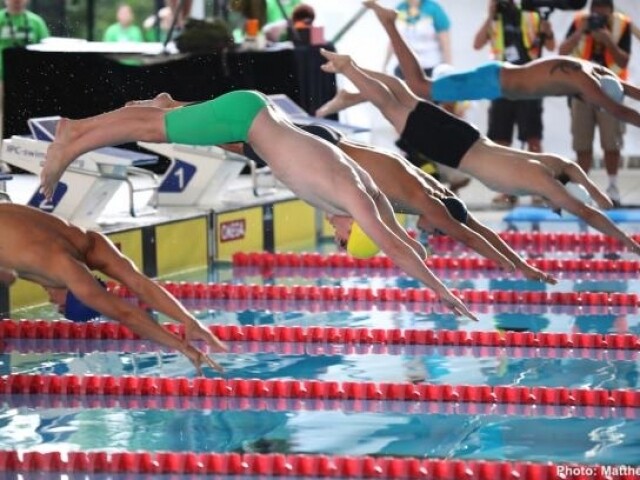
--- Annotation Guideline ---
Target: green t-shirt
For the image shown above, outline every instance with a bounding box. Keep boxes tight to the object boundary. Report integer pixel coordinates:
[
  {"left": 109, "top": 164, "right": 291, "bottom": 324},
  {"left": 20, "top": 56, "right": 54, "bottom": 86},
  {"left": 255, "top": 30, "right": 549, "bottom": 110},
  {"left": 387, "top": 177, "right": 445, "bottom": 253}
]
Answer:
[
  {"left": 103, "top": 23, "right": 144, "bottom": 43},
  {"left": 0, "top": 9, "right": 49, "bottom": 79}
]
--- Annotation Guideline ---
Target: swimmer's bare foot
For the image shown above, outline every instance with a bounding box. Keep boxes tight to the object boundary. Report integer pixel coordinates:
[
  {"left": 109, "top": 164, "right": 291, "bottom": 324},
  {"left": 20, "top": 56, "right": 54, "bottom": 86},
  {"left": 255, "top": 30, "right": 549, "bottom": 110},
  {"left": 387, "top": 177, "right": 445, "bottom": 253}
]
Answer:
[
  {"left": 363, "top": 1, "right": 397, "bottom": 25},
  {"left": 41, "top": 118, "right": 75, "bottom": 200},
  {"left": 319, "top": 49, "right": 354, "bottom": 74},
  {"left": 315, "top": 89, "right": 363, "bottom": 117},
  {"left": 125, "top": 92, "right": 177, "bottom": 108}
]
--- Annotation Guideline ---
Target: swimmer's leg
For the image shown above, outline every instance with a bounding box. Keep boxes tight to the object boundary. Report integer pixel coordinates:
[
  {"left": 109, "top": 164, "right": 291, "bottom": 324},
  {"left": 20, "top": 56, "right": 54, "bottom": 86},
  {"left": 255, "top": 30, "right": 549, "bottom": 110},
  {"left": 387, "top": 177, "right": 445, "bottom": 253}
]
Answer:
[
  {"left": 316, "top": 89, "right": 366, "bottom": 117},
  {"left": 365, "top": 1, "right": 432, "bottom": 99},
  {"left": 41, "top": 106, "right": 167, "bottom": 199},
  {"left": 320, "top": 49, "right": 417, "bottom": 134}
]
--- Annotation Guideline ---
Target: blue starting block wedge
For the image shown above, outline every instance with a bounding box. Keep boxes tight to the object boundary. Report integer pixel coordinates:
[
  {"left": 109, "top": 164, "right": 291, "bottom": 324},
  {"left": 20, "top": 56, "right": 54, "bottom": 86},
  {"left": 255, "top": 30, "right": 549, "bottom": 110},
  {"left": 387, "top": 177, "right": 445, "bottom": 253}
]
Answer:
[{"left": 504, "top": 206, "right": 640, "bottom": 223}]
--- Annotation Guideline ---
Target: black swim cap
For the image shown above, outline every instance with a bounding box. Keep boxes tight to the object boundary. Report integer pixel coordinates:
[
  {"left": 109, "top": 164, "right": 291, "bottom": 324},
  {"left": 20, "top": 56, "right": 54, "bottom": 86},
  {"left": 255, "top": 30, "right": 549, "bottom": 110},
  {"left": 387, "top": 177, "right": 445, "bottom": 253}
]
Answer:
[
  {"left": 442, "top": 196, "right": 468, "bottom": 224},
  {"left": 298, "top": 123, "right": 343, "bottom": 145}
]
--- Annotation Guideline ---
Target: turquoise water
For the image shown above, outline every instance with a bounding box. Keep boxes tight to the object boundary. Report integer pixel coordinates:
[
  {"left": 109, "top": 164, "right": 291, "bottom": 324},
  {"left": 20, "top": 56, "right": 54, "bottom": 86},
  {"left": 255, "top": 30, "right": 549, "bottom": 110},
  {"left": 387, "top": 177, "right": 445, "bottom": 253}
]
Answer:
[{"left": 2, "top": 237, "right": 640, "bottom": 467}]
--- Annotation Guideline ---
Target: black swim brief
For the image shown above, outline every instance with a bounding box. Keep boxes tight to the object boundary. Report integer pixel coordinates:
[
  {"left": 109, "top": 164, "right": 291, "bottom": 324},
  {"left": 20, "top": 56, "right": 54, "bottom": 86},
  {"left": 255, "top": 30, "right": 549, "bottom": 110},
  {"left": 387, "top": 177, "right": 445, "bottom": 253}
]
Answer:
[{"left": 398, "top": 101, "right": 481, "bottom": 169}]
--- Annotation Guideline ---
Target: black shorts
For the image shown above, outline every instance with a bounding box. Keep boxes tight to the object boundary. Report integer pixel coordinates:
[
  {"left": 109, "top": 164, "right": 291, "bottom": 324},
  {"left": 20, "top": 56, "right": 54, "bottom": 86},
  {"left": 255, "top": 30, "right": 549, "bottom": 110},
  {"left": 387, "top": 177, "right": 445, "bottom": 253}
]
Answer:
[
  {"left": 398, "top": 101, "right": 481, "bottom": 169},
  {"left": 487, "top": 98, "right": 543, "bottom": 144}
]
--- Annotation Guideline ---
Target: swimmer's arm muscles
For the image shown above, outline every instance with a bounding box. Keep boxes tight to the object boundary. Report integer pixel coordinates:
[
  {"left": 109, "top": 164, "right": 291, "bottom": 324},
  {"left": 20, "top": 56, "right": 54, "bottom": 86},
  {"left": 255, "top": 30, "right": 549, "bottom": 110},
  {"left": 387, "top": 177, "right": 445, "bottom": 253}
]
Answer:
[
  {"left": 427, "top": 204, "right": 515, "bottom": 271},
  {"left": 562, "top": 161, "right": 613, "bottom": 209},
  {"left": 542, "top": 185, "right": 640, "bottom": 254},
  {"left": 465, "top": 215, "right": 556, "bottom": 283},
  {"left": 56, "top": 254, "right": 190, "bottom": 352},
  {"left": 86, "top": 232, "right": 200, "bottom": 328},
  {"left": 350, "top": 193, "right": 450, "bottom": 295},
  {"left": 621, "top": 81, "right": 640, "bottom": 102}
]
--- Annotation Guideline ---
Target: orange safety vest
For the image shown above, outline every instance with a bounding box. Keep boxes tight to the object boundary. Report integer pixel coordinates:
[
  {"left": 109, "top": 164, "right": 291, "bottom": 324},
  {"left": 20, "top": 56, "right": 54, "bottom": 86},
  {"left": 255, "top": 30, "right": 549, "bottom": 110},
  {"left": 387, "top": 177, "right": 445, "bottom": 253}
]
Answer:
[
  {"left": 490, "top": 11, "right": 541, "bottom": 61},
  {"left": 571, "top": 11, "right": 630, "bottom": 80}
]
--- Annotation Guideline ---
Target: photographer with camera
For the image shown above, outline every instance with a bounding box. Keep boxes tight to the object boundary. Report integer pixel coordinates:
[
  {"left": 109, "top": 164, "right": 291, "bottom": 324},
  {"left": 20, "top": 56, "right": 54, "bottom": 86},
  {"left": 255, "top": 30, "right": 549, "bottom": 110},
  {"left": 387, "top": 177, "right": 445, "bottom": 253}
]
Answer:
[
  {"left": 559, "top": 0, "right": 631, "bottom": 205},
  {"left": 473, "top": 0, "right": 556, "bottom": 208}
]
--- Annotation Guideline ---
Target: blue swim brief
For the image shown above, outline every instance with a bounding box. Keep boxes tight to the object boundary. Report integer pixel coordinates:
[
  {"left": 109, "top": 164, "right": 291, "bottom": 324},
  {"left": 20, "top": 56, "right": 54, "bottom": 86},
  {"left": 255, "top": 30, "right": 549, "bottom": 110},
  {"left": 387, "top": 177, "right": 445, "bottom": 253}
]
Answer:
[{"left": 431, "top": 61, "right": 503, "bottom": 102}]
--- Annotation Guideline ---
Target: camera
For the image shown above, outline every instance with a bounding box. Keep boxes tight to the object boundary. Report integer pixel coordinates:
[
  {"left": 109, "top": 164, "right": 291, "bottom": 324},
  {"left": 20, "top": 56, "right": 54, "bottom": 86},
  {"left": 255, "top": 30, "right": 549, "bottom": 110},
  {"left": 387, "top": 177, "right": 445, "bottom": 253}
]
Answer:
[
  {"left": 496, "top": 0, "right": 515, "bottom": 14},
  {"left": 586, "top": 13, "right": 607, "bottom": 32},
  {"left": 520, "top": 0, "right": 587, "bottom": 11}
]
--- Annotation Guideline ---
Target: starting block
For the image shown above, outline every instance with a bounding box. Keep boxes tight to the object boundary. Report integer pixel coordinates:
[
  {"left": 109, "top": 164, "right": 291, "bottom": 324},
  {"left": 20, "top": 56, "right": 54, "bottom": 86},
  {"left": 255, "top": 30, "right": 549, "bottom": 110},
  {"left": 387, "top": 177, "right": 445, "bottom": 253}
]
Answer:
[
  {"left": 0, "top": 116, "right": 160, "bottom": 227},
  {"left": 138, "top": 142, "right": 272, "bottom": 206}
]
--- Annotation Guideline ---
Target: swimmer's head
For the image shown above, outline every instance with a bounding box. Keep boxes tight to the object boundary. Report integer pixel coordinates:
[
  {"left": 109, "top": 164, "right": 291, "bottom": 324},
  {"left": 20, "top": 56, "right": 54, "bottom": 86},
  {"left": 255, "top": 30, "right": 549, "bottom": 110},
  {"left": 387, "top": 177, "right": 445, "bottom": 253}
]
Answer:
[
  {"left": 599, "top": 76, "right": 625, "bottom": 103},
  {"left": 550, "top": 179, "right": 593, "bottom": 215},
  {"left": 441, "top": 196, "right": 468, "bottom": 224},
  {"left": 346, "top": 221, "right": 380, "bottom": 259},
  {"left": 421, "top": 196, "right": 469, "bottom": 235},
  {"left": 326, "top": 215, "right": 380, "bottom": 259},
  {"left": 431, "top": 63, "right": 456, "bottom": 80},
  {"left": 45, "top": 278, "right": 106, "bottom": 322}
]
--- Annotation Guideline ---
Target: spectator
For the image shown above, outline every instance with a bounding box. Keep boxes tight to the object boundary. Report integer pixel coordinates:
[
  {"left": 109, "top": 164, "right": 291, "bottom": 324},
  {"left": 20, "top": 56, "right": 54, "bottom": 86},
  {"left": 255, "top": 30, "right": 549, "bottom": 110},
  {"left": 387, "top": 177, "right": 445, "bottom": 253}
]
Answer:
[
  {"left": 559, "top": 0, "right": 632, "bottom": 206},
  {"left": 0, "top": 0, "right": 48, "bottom": 171},
  {"left": 103, "top": 4, "right": 144, "bottom": 43},
  {"left": 473, "top": 0, "right": 555, "bottom": 207},
  {"left": 143, "top": 0, "right": 193, "bottom": 42},
  {"left": 262, "top": 0, "right": 302, "bottom": 42},
  {"left": 383, "top": 0, "right": 451, "bottom": 78}
]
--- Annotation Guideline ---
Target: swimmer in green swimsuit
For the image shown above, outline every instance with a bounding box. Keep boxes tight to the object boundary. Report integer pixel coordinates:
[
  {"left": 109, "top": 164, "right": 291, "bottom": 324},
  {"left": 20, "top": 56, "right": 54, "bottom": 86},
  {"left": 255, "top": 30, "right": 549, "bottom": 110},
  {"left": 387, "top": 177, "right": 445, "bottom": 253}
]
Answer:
[
  {"left": 316, "top": 2, "right": 640, "bottom": 127},
  {"left": 41, "top": 89, "right": 478, "bottom": 321}
]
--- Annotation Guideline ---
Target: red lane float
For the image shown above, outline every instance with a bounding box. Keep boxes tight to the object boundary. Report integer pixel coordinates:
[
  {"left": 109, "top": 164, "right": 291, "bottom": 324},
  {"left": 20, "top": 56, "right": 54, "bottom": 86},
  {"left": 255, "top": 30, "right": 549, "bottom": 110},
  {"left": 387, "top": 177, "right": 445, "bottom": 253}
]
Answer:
[
  {"left": 5, "top": 391, "right": 636, "bottom": 420},
  {"left": 0, "top": 449, "right": 623, "bottom": 479},
  {"left": 231, "top": 251, "right": 640, "bottom": 273},
  {"left": 3, "top": 336, "right": 638, "bottom": 361},
  {"left": 2, "top": 374, "right": 638, "bottom": 408},
  {"left": 2, "top": 320, "right": 638, "bottom": 351},
  {"left": 432, "top": 230, "right": 640, "bottom": 252},
  {"left": 107, "top": 281, "right": 640, "bottom": 308}
]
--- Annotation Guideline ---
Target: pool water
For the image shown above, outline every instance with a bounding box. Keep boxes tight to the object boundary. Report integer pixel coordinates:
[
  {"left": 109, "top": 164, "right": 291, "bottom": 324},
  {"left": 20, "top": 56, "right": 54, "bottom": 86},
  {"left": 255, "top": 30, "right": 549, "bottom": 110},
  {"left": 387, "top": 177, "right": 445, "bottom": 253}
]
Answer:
[{"left": 2, "top": 233, "right": 640, "bottom": 469}]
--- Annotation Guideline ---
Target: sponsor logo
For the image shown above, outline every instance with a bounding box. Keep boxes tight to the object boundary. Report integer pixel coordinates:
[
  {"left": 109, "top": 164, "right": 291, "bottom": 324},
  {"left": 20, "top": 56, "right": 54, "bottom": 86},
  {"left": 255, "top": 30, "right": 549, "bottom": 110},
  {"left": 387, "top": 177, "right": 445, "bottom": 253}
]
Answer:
[{"left": 220, "top": 219, "right": 246, "bottom": 242}]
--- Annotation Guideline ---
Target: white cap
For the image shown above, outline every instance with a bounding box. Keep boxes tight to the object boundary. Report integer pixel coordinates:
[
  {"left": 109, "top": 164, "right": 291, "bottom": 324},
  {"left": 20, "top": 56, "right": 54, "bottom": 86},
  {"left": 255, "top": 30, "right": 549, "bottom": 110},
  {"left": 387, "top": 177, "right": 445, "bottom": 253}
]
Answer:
[
  {"left": 565, "top": 182, "right": 592, "bottom": 204},
  {"left": 599, "top": 76, "right": 624, "bottom": 103},
  {"left": 432, "top": 63, "right": 455, "bottom": 80}
]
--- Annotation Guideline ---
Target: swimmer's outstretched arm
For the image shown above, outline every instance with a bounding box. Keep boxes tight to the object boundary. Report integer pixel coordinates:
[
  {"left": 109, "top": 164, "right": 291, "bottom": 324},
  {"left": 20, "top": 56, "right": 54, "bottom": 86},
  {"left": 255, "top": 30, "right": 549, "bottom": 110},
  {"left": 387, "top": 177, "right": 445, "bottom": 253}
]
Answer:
[
  {"left": 320, "top": 49, "right": 416, "bottom": 135},
  {"left": 621, "top": 80, "right": 640, "bottom": 102},
  {"left": 558, "top": 160, "right": 613, "bottom": 210},
  {"left": 580, "top": 78, "right": 640, "bottom": 128},
  {"left": 86, "top": 231, "right": 228, "bottom": 355},
  {"left": 540, "top": 183, "right": 640, "bottom": 255},
  {"left": 464, "top": 215, "right": 557, "bottom": 284},
  {"left": 53, "top": 255, "right": 222, "bottom": 373},
  {"left": 351, "top": 190, "right": 478, "bottom": 321}
]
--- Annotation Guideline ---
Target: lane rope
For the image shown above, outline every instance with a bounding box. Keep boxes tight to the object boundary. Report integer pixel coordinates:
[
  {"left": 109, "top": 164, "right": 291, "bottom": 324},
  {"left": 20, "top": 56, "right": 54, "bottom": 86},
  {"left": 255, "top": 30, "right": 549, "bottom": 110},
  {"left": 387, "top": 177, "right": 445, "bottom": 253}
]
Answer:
[
  {"left": 231, "top": 251, "right": 640, "bottom": 273},
  {"left": 109, "top": 281, "right": 640, "bottom": 307},
  {"left": 0, "top": 449, "right": 619, "bottom": 478},
  {"left": 2, "top": 320, "right": 638, "bottom": 351},
  {"left": 2, "top": 374, "right": 638, "bottom": 408}
]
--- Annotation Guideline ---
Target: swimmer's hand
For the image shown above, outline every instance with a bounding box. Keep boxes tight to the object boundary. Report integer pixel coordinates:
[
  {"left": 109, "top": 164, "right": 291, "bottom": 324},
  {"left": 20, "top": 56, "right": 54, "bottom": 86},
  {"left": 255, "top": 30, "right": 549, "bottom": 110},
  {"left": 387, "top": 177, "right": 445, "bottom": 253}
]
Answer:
[
  {"left": 438, "top": 288, "right": 478, "bottom": 321},
  {"left": 521, "top": 263, "right": 558, "bottom": 284},
  {"left": 185, "top": 318, "right": 228, "bottom": 354},
  {"left": 184, "top": 343, "right": 224, "bottom": 375}
]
